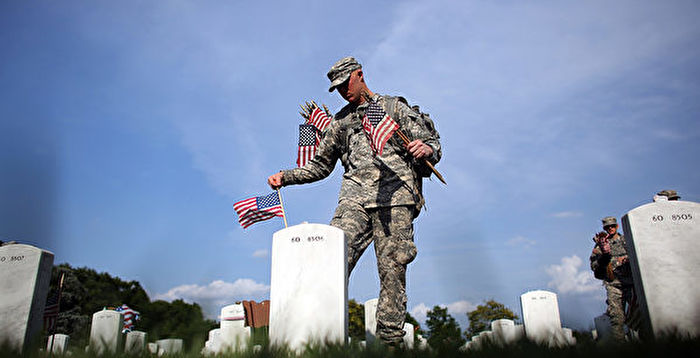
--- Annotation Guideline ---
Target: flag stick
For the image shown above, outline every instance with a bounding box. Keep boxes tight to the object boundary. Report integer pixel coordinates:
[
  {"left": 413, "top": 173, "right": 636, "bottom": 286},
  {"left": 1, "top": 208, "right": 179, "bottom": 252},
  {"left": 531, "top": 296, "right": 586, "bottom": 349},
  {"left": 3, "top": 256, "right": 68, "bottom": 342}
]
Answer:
[
  {"left": 48, "top": 273, "right": 65, "bottom": 357},
  {"left": 276, "top": 189, "right": 288, "bottom": 228}
]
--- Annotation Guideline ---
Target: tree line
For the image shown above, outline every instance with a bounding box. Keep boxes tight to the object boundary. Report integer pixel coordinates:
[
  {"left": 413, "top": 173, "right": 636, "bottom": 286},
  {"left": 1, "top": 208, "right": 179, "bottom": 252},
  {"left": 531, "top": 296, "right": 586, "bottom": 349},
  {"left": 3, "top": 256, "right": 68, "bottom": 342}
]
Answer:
[{"left": 48, "top": 263, "right": 519, "bottom": 352}]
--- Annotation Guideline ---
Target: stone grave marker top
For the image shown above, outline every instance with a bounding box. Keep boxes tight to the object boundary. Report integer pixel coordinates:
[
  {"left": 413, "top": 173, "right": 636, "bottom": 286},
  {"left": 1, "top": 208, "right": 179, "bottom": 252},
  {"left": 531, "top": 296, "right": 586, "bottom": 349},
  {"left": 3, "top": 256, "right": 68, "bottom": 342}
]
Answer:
[
  {"left": 0, "top": 244, "right": 54, "bottom": 352},
  {"left": 520, "top": 290, "right": 562, "bottom": 343},
  {"left": 269, "top": 223, "right": 347, "bottom": 351},
  {"left": 622, "top": 199, "right": 700, "bottom": 338},
  {"left": 89, "top": 309, "right": 124, "bottom": 354}
]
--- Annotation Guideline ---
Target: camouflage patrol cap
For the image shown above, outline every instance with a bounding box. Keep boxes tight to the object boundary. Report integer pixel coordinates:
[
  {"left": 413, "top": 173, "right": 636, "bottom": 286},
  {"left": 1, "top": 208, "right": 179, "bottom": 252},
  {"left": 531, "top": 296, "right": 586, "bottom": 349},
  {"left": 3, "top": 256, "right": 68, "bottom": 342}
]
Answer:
[
  {"left": 601, "top": 216, "right": 617, "bottom": 227},
  {"left": 657, "top": 189, "right": 680, "bottom": 200},
  {"left": 327, "top": 56, "right": 362, "bottom": 92}
]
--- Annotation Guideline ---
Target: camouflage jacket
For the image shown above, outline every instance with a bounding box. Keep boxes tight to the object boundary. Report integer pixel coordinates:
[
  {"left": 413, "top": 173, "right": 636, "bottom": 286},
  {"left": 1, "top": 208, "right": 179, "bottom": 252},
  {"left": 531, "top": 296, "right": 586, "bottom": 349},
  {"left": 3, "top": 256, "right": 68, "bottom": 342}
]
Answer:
[
  {"left": 589, "top": 233, "right": 633, "bottom": 286},
  {"left": 282, "top": 93, "right": 441, "bottom": 210}
]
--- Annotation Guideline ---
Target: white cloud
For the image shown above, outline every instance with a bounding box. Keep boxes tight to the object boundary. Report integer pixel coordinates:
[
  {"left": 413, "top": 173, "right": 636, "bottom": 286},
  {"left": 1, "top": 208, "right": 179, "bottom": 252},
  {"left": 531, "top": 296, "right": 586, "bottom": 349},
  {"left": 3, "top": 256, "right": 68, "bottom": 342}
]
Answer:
[
  {"left": 410, "top": 300, "right": 476, "bottom": 328},
  {"left": 252, "top": 249, "right": 269, "bottom": 258},
  {"left": 410, "top": 303, "right": 431, "bottom": 325},
  {"left": 551, "top": 211, "right": 583, "bottom": 218},
  {"left": 154, "top": 279, "right": 270, "bottom": 319},
  {"left": 446, "top": 300, "right": 477, "bottom": 316},
  {"left": 545, "top": 255, "right": 601, "bottom": 295},
  {"left": 507, "top": 236, "right": 536, "bottom": 248}
]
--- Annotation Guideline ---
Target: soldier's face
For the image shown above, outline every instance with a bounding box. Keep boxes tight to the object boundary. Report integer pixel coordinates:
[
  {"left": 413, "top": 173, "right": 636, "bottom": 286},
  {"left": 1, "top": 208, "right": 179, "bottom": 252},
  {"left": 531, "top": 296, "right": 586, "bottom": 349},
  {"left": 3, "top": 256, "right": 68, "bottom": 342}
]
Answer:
[
  {"left": 337, "top": 70, "right": 364, "bottom": 104},
  {"left": 605, "top": 225, "right": 618, "bottom": 235}
]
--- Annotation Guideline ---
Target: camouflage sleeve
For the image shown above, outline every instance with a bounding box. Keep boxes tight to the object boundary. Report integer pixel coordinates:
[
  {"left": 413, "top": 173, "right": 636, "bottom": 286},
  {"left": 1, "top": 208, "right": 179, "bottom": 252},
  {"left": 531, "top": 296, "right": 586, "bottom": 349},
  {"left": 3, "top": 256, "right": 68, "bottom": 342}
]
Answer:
[
  {"left": 590, "top": 245, "right": 611, "bottom": 278},
  {"left": 590, "top": 246, "right": 603, "bottom": 272},
  {"left": 281, "top": 120, "right": 342, "bottom": 185},
  {"left": 393, "top": 100, "right": 442, "bottom": 165}
]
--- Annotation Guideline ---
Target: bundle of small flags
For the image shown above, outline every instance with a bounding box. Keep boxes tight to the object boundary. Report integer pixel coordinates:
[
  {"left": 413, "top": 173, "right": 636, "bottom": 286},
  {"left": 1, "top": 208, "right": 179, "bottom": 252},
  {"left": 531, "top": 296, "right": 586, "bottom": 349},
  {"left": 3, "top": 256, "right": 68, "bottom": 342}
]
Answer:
[
  {"left": 297, "top": 101, "right": 332, "bottom": 167},
  {"left": 233, "top": 192, "right": 285, "bottom": 229},
  {"left": 114, "top": 304, "right": 140, "bottom": 333}
]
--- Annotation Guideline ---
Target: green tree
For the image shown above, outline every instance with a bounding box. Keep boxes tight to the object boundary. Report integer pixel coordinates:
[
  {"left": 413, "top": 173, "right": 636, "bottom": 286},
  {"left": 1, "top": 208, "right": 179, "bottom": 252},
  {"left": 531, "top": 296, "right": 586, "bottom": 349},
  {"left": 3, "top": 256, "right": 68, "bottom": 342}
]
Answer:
[
  {"left": 348, "top": 299, "right": 365, "bottom": 341},
  {"left": 425, "top": 306, "right": 465, "bottom": 351},
  {"left": 465, "top": 299, "right": 519, "bottom": 338}
]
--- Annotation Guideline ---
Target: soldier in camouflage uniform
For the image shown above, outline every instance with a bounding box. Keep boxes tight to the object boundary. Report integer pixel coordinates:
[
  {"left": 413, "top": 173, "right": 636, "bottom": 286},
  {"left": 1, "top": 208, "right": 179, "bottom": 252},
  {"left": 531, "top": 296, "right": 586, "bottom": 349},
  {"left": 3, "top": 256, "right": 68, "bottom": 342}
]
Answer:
[
  {"left": 268, "top": 57, "right": 441, "bottom": 345},
  {"left": 590, "top": 216, "right": 633, "bottom": 342}
]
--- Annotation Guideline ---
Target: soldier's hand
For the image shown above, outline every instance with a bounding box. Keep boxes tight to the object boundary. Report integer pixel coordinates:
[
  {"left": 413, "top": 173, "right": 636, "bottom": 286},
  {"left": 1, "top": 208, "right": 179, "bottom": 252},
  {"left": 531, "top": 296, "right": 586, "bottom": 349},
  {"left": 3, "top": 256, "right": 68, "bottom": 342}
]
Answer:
[
  {"left": 406, "top": 139, "right": 433, "bottom": 159},
  {"left": 267, "top": 172, "right": 284, "bottom": 190}
]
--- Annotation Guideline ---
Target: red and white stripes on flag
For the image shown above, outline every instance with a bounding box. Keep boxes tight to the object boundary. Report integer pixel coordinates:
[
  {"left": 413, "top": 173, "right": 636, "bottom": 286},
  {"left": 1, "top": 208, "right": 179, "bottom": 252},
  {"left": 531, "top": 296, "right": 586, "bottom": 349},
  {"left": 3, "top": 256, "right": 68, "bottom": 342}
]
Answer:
[
  {"left": 308, "top": 106, "right": 332, "bottom": 132},
  {"left": 115, "top": 304, "right": 140, "bottom": 333},
  {"left": 362, "top": 101, "right": 399, "bottom": 156},
  {"left": 297, "top": 124, "right": 317, "bottom": 167},
  {"left": 233, "top": 192, "right": 284, "bottom": 229}
]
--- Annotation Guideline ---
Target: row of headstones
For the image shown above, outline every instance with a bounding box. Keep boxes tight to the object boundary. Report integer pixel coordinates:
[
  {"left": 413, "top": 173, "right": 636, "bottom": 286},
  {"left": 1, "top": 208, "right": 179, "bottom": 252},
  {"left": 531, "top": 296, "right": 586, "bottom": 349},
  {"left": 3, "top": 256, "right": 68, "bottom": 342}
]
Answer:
[
  {"left": 3, "top": 195, "right": 697, "bottom": 353},
  {"left": 45, "top": 331, "right": 183, "bottom": 356},
  {"left": 88, "top": 309, "right": 184, "bottom": 355},
  {"left": 463, "top": 290, "right": 576, "bottom": 350}
]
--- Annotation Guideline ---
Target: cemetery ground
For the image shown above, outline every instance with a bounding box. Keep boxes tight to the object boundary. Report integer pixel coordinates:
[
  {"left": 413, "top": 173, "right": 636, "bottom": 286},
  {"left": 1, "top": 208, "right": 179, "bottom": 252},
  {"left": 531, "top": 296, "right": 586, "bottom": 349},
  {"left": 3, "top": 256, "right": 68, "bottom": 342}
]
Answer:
[{"left": 2, "top": 335, "right": 700, "bottom": 358}]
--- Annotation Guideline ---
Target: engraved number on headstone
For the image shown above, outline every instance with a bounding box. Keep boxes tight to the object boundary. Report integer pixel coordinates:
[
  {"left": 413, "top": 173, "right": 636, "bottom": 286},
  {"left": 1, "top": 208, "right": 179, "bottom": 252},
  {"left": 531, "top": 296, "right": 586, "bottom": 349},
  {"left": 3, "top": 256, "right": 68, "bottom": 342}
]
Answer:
[
  {"left": 651, "top": 215, "right": 664, "bottom": 222},
  {"left": 0, "top": 255, "right": 25, "bottom": 262},
  {"left": 291, "top": 237, "right": 301, "bottom": 243},
  {"left": 671, "top": 214, "right": 692, "bottom": 221},
  {"left": 307, "top": 236, "right": 324, "bottom": 242}
]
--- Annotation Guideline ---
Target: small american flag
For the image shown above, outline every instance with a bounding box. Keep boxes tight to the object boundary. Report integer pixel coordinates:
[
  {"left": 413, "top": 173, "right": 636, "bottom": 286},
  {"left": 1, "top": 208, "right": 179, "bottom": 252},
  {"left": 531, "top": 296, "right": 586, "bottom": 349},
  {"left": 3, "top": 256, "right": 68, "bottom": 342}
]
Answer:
[
  {"left": 43, "top": 291, "right": 60, "bottom": 331},
  {"left": 297, "top": 124, "right": 317, "bottom": 167},
  {"left": 233, "top": 192, "right": 285, "bottom": 229},
  {"left": 362, "top": 101, "right": 399, "bottom": 155},
  {"left": 115, "top": 304, "right": 140, "bottom": 333},
  {"left": 308, "top": 106, "right": 332, "bottom": 132}
]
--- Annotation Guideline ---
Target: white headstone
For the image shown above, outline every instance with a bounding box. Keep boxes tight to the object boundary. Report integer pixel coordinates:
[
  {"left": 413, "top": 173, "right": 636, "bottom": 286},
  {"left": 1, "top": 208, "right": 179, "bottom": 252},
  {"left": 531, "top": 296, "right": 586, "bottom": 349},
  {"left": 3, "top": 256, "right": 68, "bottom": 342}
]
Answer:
[
  {"left": 147, "top": 342, "right": 158, "bottom": 354},
  {"left": 491, "top": 319, "right": 516, "bottom": 345},
  {"left": 594, "top": 314, "right": 612, "bottom": 341},
  {"left": 89, "top": 309, "right": 124, "bottom": 354},
  {"left": 124, "top": 331, "right": 147, "bottom": 354},
  {"left": 621, "top": 199, "right": 700, "bottom": 338},
  {"left": 402, "top": 322, "right": 414, "bottom": 349},
  {"left": 155, "top": 339, "right": 183, "bottom": 355},
  {"left": 562, "top": 327, "right": 576, "bottom": 345},
  {"left": 0, "top": 244, "right": 54, "bottom": 352},
  {"left": 206, "top": 328, "right": 222, "bottom": 354},
  {"left": 364, "top": 298, "right": 378, "bottom": 344},
  {"left": 520, "top": 290, "right": 562, "bottom": 344},
  {"left": 416, "top": 334, "right": 428, "bottom": 350},
  {"left": 269, "top": 223, "right": 347, "bottom": 351},
  {"left": 219, "top": 304, "right": 249, "bottom": 352},
  {"left": 46, "top": 334, "right": 69, "bottom": 354}
]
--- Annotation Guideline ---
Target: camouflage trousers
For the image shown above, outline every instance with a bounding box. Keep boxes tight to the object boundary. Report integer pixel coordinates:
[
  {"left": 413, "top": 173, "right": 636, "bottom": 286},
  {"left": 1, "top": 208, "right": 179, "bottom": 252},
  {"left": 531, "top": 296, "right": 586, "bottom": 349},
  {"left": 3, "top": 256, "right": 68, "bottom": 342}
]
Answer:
[
  {"left": 605, "top": 282, "right": 633, "bottom": 341},
  {"left": 330, "top": 200, "right": 418, "bottom": 344}
]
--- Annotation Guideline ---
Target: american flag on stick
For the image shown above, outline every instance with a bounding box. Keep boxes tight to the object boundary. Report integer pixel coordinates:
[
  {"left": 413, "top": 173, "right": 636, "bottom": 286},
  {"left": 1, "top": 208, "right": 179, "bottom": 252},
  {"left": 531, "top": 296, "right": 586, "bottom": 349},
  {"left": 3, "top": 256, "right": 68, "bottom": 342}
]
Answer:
[
  {"left": 115, "top": 304, "right": 140, "bottom": 333},
  {"left": 362, "top": 101, "right": 399, "bottom": 156},
  {"left": 297, "top": 124, "right": 317, "bottom": 167},
  {"left": 233, "top": 192, "right": 285, "bottom": 229},
  {"left": 308, "top": 106, "right": 332, "bottom": 132},
  {"left": 43, "top": 273, "right": 65, "bottom": 332},
  {"left": 43, "top": 292, "right": 60, "bottom": 331}
]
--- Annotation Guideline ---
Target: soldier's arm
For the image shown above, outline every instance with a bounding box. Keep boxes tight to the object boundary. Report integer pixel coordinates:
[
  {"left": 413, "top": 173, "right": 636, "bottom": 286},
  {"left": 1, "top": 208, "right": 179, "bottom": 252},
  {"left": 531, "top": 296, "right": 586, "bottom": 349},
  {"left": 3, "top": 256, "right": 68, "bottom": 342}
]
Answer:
[
  {"left": 393, "top": 101, "right": 441, "bottom": 164},
  {"left": 279, "top": 120, "right": 342, "bottom": 186}
]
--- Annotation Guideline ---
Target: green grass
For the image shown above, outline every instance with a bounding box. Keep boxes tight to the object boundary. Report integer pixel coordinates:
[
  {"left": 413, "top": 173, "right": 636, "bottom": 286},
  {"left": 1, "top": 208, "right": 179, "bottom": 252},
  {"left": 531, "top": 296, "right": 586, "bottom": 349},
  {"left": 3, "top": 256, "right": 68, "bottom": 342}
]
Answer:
[{"left": 2, "top": 336, "right": 699, "bottom": 358}]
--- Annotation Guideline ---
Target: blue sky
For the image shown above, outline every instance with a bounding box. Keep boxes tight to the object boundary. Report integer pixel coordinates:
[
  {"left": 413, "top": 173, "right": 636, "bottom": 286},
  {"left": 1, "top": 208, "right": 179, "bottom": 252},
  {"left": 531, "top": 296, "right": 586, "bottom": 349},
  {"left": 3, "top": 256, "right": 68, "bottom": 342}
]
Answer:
[{"left": 2, "top": 1, "right": 699, "bottom": 331}]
